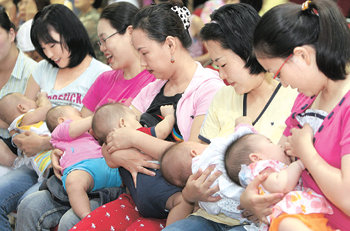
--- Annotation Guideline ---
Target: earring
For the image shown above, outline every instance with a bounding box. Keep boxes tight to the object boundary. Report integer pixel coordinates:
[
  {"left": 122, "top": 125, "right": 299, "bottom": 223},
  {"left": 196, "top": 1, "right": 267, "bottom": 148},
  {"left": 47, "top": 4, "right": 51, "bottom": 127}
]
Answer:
[{"left": 170, "top": 57, "right": 175, "bottom": 63}]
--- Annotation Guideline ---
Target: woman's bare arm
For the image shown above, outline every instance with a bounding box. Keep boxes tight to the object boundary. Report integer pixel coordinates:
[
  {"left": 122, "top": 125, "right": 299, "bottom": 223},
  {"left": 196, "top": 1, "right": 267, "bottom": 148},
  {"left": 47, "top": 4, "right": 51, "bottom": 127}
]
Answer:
[
  {"left": 106, "top": 128, "right": 174, "bottom": 160},
  {"left": 80, "top": 106, "right": 94, "bottom": 118},
  {"left": 24, "top": 76, "right": 41, "bottom": 100},
  {"left": 188, "top": 115, "right": 205, "bottom": 142}
]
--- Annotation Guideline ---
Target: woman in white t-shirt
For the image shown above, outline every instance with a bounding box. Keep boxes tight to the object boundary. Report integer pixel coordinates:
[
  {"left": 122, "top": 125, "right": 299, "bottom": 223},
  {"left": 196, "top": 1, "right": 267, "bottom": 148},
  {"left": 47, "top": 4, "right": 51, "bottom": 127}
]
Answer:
[
  {"left": 14, "top": 4, "right": 110, "bottom": 158},
  {"left": 0, "top": 5, "right": 110, "bottom": 231}
]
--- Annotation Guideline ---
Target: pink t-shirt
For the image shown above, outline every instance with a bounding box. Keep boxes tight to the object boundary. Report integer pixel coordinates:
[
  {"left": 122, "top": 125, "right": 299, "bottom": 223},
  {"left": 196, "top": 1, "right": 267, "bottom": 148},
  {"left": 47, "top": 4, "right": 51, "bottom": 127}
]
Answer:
[
  {"left": 284, "top": 91, "right": 350, "bottom": 230},
  {"left": 83, "top": 69, "right": 155, "bottom": 112},
  {"left": 50, "top": 120, "right": 102, "bottom": 172},
  {"left": 132, "top": 62, "right": 224, "bottom": 141}
]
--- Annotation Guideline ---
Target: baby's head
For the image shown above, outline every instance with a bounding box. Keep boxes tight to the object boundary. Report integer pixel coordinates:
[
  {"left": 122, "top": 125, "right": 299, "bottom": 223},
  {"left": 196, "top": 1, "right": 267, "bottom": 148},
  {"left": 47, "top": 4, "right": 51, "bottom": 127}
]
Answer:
[
  {"left": 0, "top": 93, "right": 37, "bottom": 125},
  {"left": 46, "top": 105, "right": 82, "bottom": 132},
  {"left": 160, "top": 141, "right": 207, "bottom": 188},
  {"left": 225, "top": 133, "right": 290, "bottom": 186},
  {"left": 92, "top": 103, "right": 141, "bottom": 146}
]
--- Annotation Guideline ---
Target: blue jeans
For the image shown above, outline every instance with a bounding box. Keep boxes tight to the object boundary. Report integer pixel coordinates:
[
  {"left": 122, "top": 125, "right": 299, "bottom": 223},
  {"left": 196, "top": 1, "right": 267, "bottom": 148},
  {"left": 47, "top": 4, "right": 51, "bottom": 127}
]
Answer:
[
  {"left": 163, "top": 215, "right": 247, "bottom": 231},
  {"left": 16, "top": 190, "right": 101, "bottom": 231},
  {"left": 0, "top": 165, "right": 37, "bottom": 231}
]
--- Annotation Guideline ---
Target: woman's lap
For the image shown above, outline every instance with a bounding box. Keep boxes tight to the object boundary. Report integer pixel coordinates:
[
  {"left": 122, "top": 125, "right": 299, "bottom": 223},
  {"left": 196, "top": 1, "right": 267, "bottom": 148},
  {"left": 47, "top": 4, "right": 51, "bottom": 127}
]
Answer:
[
  {"left": 16, "top": 189, "right": 103, "bottom": 231},
  {"left": 0, "top": 165, "right": 37, "bottom": 231},
  {"left": 72, "top": 194, "right": 166, "bottom": 231},
  {"left": 16, "top": 190, "right": 70, "bottom": 231},
  {"left": 120, "top": 167, "right": 181, "bottom": 219}
]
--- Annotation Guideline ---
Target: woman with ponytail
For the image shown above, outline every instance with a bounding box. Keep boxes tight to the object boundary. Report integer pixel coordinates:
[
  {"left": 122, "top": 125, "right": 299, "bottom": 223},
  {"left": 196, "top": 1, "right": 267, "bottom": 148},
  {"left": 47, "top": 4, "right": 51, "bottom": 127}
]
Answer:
[{"left": 241, "top": 0, "right": 350, "bottom": 230}]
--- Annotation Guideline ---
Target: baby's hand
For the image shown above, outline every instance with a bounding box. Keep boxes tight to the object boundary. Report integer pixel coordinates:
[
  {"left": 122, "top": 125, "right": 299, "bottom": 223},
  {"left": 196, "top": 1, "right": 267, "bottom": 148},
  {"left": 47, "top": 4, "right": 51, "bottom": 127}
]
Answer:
[
  {"left": 235, "top": 116, "right": 253, "bottom": 127},
  {"left": 36, "top": 92, "right": 51, "bottom": 107},
  {"left": 160, "top": 105, "right": 175, "bottom": 118}
]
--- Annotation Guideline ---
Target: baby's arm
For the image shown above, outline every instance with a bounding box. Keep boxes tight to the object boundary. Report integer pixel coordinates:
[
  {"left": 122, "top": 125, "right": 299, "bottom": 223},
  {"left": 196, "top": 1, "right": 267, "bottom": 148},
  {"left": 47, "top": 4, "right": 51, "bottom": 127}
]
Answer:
[
  {"left": 21, "top": 92, "right": 52, "bottom": 126},
  {"left": 166, "top": 192, "right": 195, "bottom": 226},
  {"left": 68, "top": 116, "right": 93, "bottom": 138},
  {"left": 166, "top": 166, "right": 222, "bottom": 226},
  {"left": 155, "top": 105, "right": 175, "bottom": 140},
  {"left": 262, "top": 160, "right": 305, "bottom": 194}
]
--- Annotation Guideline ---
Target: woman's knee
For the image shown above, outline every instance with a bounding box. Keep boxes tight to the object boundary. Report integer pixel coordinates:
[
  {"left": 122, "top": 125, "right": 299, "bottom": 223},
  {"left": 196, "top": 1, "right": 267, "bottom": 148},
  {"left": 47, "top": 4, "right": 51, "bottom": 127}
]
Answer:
[
  {"left": 58, "top": 209, "right": 80, "bottom": 231},
  {"left": 17, "top": 191, "right": 47, "bottom": 220}
]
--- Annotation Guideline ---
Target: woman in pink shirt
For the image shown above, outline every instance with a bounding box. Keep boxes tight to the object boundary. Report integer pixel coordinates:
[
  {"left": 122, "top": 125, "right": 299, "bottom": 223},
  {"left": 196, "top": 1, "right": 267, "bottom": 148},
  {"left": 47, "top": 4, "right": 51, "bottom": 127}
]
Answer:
[
  {"left": 81, "top": 2, "right": 155, "bottom": 115},
  {"left": 72, "top": 2, "right": 224, "bottom": 230},
  {"left": 240, "top": 0, "right": 350, "bottom": 230}
]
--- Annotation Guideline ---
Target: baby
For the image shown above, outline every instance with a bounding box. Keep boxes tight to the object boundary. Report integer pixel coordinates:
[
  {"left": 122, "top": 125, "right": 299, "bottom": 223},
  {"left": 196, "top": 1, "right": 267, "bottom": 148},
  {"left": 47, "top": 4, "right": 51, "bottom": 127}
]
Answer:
[
  {"left": 161, "top": 129, "right": 253, "bottom": 227},
  {"left": 92, "top": 102, "right": 175, "bottom": 148},
  {"left": 46, "top": 105, "right": 122, "bottom": 219},
  {"left": 225, "top": 125, "right": 334, "bottom": 231},
  {"left": 92, "top": 102, "right": 181, "bottom": 220},
  {"left": 0, "top": 92, "right": 52, "bottom": 181}
]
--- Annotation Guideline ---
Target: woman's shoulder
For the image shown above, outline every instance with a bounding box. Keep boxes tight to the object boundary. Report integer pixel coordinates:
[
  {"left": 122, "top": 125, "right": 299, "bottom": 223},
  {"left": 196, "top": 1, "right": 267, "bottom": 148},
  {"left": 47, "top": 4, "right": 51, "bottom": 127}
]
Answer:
[
  {"left": 189, "top": 63, "right": 223, "bottom": 90},
  {"left": 32, "top": 59, "right": 57, "bottom": 76},
  {"left": 194, "top": 63, "right": 221, "bottom": 80},
  {"left": 36, "top": 59, "right": 55, "bottom": 70},
  {"left": 94, "top": 69, "right": 121, "bottom": 79},
  {"left": 289, "top": 93, "right": 315, "bottom": 113},
  {"left": 209, "top": 85, "right": 239, "bottom": 105},
  {"left": 140, "top": 79, "right": 167, "bottom": 91},
  {"left": 16, "top": 51, "right": 37, "bottom": 73},
  {"left": 215, "top": 85, "right": 237, "bottom": 97}
]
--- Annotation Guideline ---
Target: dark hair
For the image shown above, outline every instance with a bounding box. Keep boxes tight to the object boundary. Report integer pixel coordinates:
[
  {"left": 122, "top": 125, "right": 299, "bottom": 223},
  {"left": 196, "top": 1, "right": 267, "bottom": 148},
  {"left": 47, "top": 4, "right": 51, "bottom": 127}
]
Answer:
[
  {"left": 31, "top": 4, "right": 95, "bottom": 68},
  {"left": 100, "top": 2, "right": 139, "bottom": 35},
  {"left": 200, "top": 4, "right": 265, "bottom": 75},
  {"left": 254, "top": 0, "right": 350, "bottom": 80},
  {"left": 152, "top": 0, "right": 188, "bottom": 7},
  {"left": 0, "top": 7, "right": 16, "bottom": 32},
  {"left": 132, "top": 2, "right": 192, "bottom": 48},
  {"left": 92, "top": 102, "right": 134, "bottom": 146},
  {"left": 224, "top": 134, "right": 255, "bottom": 186},
  {"left": 34, "top": 0, "right": 50, "bottom": 12},
  {"left": 46, "top": 105, "right": 66, "bottom": 133},
  {"left": 159, "top": 143, "right": 178, "bottom": 185},
  {"left": 93, "top": 0, "right": 103, "bottom": 9},
  {"left": 240, "top": 0, "right": 263, "bottom": 13},
  {"left": 160, "top": 142, "right": 191, "bottom": 188}
]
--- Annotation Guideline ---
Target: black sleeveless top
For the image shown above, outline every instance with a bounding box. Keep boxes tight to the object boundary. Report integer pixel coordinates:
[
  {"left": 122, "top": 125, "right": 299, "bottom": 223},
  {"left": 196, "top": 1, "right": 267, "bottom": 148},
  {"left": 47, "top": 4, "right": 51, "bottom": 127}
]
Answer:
[{"left": 140, "top": 83, "right": 183, "bottom": 142}]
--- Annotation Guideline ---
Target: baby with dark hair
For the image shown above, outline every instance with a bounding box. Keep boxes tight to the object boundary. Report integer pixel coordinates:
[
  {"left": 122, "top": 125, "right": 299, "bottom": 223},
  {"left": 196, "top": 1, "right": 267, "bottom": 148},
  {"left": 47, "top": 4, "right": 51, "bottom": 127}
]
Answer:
[
  {"left": 161, "top": 127, "right": 255, "bottom": 229},
  {"left": 46, "top": 105, "right": 122, "bottom": 219},
  {"left": 225, "top": 125, "right": 334, "bottom": 231},
  {"left": 92, "top": 102, "right": 175, "bottom": 146},
  {"left": 0, "top": 92, "right": 52, "bottom": 181}
]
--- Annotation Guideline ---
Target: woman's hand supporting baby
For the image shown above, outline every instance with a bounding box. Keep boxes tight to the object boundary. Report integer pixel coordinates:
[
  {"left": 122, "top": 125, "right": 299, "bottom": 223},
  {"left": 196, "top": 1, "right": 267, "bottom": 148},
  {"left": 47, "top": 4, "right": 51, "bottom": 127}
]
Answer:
[
  {"left": 182, "top": 165, "right": 222, "bottom": 204},
  {"left": 51, "top": 149, "right": 64, "bottom": 179},
  {"left": 102, "top": 143, "right": 158, "bottom": 186},
  {"left": 239, "top": 173, "right": 284, "bottom": 224},
  {"left": 13, "top": 131, "right": 52, "bottom": 157},
  {"left": 106, "top": 127, "right": 137, "bottom": 152},
  {"left": 103, "top": 128, "right": 165, "bottom": 186}
]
